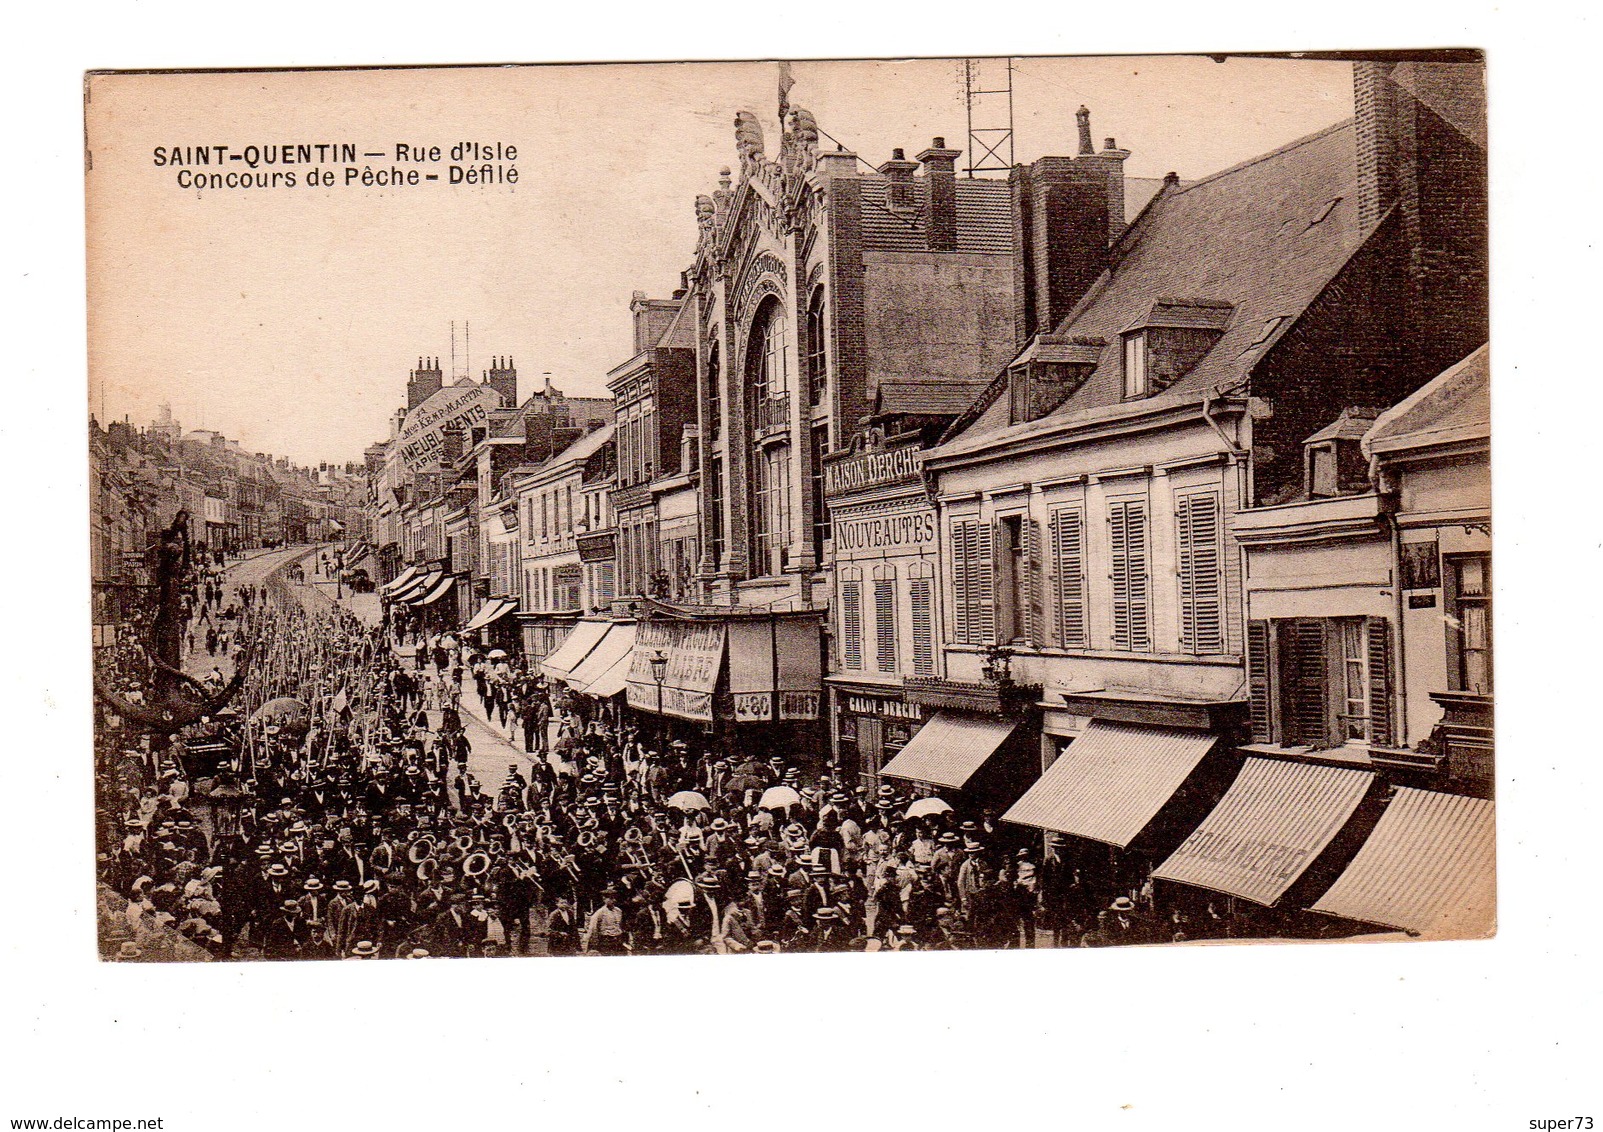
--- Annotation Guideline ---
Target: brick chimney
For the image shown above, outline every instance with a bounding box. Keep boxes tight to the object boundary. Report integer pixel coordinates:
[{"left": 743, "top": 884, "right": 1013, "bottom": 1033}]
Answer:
[
  {"left": 407, "top": 356, "right": 443, "bottom": 410},
  {"left": 1008, "top": 107, "right": 1133, "bottom": 345},
  {"left": 1354, "top": 59, "right": 1488, "bottom": 376},
  {"left": 438, "top": 424, "right": 465, "bottom": 467},
  {"left": 1078, "top": 135, "right": 1132, "bottom": 240},
  {"left": 917, "top": 137, "right": 962, "bottom": 252},
  {"left": 631, "top": 292, "right": 682, "bottom": 353},
  {"left": 524, "top": 413, "right": 554, "bottom": 462},
  {"left": 1010, "top": 159, "right": 1110, "bottom": 346},
  {"left": 878, "top": 147, "right": 919, "bottom": 210},
  {"left": 485, "top": 356, "right": 518, "bottom": 408}
]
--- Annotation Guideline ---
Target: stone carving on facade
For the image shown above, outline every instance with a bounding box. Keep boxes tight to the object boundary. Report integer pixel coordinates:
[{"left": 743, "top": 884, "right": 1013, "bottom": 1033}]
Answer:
[
  {"left": 731, "top": 251, "right": 789, "bottom": 328},
  {"left": 780, "top": 106, "right": 819, "bottom": 176},
  {"left": 734, "top": 110, "right": 766, "bottom": 168}
]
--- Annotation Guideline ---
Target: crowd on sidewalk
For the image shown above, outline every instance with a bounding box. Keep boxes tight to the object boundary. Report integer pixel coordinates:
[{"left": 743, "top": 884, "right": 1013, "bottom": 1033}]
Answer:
[{"left": 96, "top": 554, "right": 1218, "bottom": 962}]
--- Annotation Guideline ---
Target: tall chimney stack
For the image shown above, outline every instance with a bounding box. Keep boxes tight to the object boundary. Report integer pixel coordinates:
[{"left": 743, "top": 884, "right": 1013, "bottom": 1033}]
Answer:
[
  {"left": 878, "top": 147, "right": 919, "bottom": 210},
  {"left": 486, "top": 355, "right": 518, "bottom": 408},
  {"left": 1076, "top": 106, "right": 1094, "bottom": 156},
  {"left": 407, "top": 356, "right": 444, "bottom": 410},
  {"left": 917, "top": 137, "right": 963, "bottom": 252}
]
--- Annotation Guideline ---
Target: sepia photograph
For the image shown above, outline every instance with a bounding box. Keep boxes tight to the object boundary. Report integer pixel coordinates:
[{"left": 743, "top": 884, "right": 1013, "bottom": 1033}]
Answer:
[
  {"left": 85, "top": 51, "right": 1492, "bottom": 966},
  {"left": 7, "top": 1, "right": 1599, "bottom": 1123}
]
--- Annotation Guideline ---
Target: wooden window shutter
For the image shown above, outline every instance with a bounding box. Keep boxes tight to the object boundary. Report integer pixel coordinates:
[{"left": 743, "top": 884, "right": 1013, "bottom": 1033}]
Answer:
[
  {"left": 1283, "top": 618, "right": 1330, "bottom": 747},
  {"left": 1109, "top": 500, "right": 1150, "bottom": 651},
  {"left": 1024, "top": 518, "right": 1044, "bottom": 645},
  {"left": 950, "top": 520, "right": 972, "bottom": 645},
  {"left": 841, "top": 575, "right": 863, "bottom": 670},
  {"left": 1052, "top": 508, "right": 1086, "bottom": 648},
  {"left": 1366, "top": 616, "right": 1394, "bottom": 746},
  {"left": 1109, "top": 503, "right": 1130, "bottom": 649},
  {"left": 1178, "top": 492, "right": 1223, "bottom": 654},
  {"left": 1246, "top": 619, "right": 1274, "bottom": 743},
  {"left": 973, "top": 521, "right": 996, "bottom": 644},
  {"left": 909, "top": 571, "right": 935, "bottom": 675},
  {"left": 873, "top": 570, "right": 897, "bottom": 672}
]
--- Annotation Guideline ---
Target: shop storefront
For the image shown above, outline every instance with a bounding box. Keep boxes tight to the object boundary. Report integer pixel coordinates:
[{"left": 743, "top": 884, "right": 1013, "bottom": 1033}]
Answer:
[
  {"left": 877, "top": 675, "right": 1043, "bottom": 817},
  {"left": 623, "top": 607, "right": 824, "bottom": 759},
  {"left": 461, "top": 594, "right": 520, "bottom": 653},
  {"left": 827, "top": 682, "right": 926, "bottom": 791},
  {"left": 995, "top": 690, "right": 1249, "bottom": 915}
]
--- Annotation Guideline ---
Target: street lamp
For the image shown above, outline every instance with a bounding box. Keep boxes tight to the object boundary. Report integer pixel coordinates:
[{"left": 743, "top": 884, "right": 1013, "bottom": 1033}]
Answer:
[{"left": 649, "top": 648, "right": 668, "bottom": 723}]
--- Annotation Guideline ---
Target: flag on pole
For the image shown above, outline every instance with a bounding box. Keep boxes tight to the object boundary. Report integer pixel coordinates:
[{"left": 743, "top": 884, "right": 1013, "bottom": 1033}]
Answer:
[{"left": 778, "top": 60, "right": 794, "bottom": 120}]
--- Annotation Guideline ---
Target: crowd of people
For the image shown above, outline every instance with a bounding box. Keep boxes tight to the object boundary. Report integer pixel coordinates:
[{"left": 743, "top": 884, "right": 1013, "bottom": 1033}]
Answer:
[{"left": 96, "top": 547, "right": 1246, "bottom": 962}]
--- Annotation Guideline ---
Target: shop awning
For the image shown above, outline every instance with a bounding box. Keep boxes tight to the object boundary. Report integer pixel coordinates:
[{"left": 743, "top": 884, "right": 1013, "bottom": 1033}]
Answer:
[
  {"left": 879, "top": 711, "right": 1018, "bottom": 790},
  {"left": 627, "top": 621, "right": 725, "bottom": 722},
  {"left": 390, "top": 570, "right": 442, "bottom": 603},
  {"left": 1312, "top": 788, "right": 1495, "bottom": 936},
  {"left": 381, "top": 565, "right": 419, "bottom": 594},
  {"left": 410, "top": 575, "right": 456, "bottom": 605},
  {"left": 624, "top": 616, "right": 823, "bottom": 723},
  {"left": 567, "top": 623, "right": 637, "bottom": 693},
  {"left": 584, "top": 649, "right": 636, "bottom": 699},
  {"left": 462, "top": 598, "right": 514, "bottom": 633},
  {"left": 1152, "top": 758, "right": 1374, "bottom": 906},
  {"left": 541, "top": 619, "right": 611, "bottom": 681},
  {"left": 1001, "top": 721, "right": 1218, "bottom": 847},
  {"left": 726, "top": 618, "right": 822, "bottom": 722}
]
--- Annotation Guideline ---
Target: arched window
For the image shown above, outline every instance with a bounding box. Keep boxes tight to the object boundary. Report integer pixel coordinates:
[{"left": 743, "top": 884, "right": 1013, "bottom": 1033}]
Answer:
[
  {"left": 806, "top": 287, "right": 828, "bottom": 406},
  {"left": 704, "top": 338, "right": 721, "bottom": 440},
  {"left": 746, "top": 298, "right": 793, "bottom": 576},
  {"left": 749, "top": 299, "right": 791, "bottom": 402}
]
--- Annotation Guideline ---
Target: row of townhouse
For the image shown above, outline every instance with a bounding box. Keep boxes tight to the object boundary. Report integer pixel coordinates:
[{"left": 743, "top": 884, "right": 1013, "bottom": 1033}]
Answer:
[
  {"left": 370, "top": 58, "right": 1493, "bottom": 936},
  {"left": 364, "top": 353, "right": 619, "bottom": 653},
  {"left": 538, "top": 58, "right": 1486, "bottom": 936},
  {"left": 91, "top": 408, "right": 365, "bottom": 641},
  {"left": 819, "top": 60, "right": 1490, "bottom": 934}
]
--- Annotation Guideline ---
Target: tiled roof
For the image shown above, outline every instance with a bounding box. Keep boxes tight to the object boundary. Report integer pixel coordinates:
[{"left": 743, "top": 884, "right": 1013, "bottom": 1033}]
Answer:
[
  {"left": 1306, "top": 405, "right": 1382, "bottom": 444},
  {"left": 1364, "top": 343, "right": 1489, "bottom": 454},
  {"left": 938, "top": 121, "right": 1363, "bottom": 452},
  {"left": 857, "top": 177, "right": 1013, "bottom": 255},
  {"left": 550, "top": 421, "right": 615, "bottom": 466},
  {"left": 875, "top": 378, "right": 991, "bottom": 418}
]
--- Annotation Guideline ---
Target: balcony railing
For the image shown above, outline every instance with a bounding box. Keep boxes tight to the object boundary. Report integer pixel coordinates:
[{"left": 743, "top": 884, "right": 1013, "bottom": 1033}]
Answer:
[{"left": 757, "top": 392, "right": 791, "bottom": 437}]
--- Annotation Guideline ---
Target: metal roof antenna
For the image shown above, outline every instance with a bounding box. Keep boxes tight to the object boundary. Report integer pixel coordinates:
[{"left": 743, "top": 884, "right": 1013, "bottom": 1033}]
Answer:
[{"left": 963, "top": 57, "right": 1015, "bottom": 177}]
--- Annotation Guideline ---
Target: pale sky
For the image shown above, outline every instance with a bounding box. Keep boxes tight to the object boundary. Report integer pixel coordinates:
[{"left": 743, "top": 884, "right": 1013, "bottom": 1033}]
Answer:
[{"left": 86, "top": 55, "right": 1352, "bottom": 466}]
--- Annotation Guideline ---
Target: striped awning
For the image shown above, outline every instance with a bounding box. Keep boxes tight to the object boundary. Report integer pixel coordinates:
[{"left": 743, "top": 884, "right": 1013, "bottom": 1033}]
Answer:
[
  {"left": 410, "top": 575, "right": 456, "bottom": 606},
  {"left": 462, "top": 598, "right": 514, "bottom": 633},
  {"left": 541, "top": 619, "right": 610, "bottom": 681},
  {"left": 381, "top": 565, "right": 419, "bottom": 594},
  {"left": 582, "top": 646, "right": 636, "bottom": 699},
  {"left": 389, "top": 570, "right": 442, "bottom": 603},
  {"left": 567, "top": 623, "right": 637, "bottom": 693},
  {"left": 879, "top": 712, "right": 1018, "bottom": 790},
  {"left": 1312, "top": 788, "right": 1495, "bottom": 936},
  {"left": 1153, "top": 758, "right": 1374, "bottom": 906},
  {"left": 1001, "top": 721, "right": 1216, "bottom": 847}
]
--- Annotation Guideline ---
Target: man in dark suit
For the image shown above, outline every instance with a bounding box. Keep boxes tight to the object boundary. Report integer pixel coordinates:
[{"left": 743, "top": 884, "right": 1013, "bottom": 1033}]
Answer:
[
  {"left": 427, "top": 891, "right": 480, "bottom": 958},
  {"left": 261, "top": 899, "right": 308, "bottom": 960}
]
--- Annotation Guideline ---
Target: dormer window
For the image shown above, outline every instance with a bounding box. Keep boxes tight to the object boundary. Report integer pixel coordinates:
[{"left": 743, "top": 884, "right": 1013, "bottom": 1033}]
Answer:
[
  {"left": 1122, "top": 332, "right": 1149, "bottom": 399},
  {"left": 1308, "top": 442, "right": 1339, "bottom": 497},
  {"left": 1303, "top": 406, "right": 1382, "bottom": 498},
  {"left": 1121, "top": 298, "right": 1233, "bottom": 400},
  {"left": 1010, "top": 335, "right": 1104, "bottom": 424}
]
